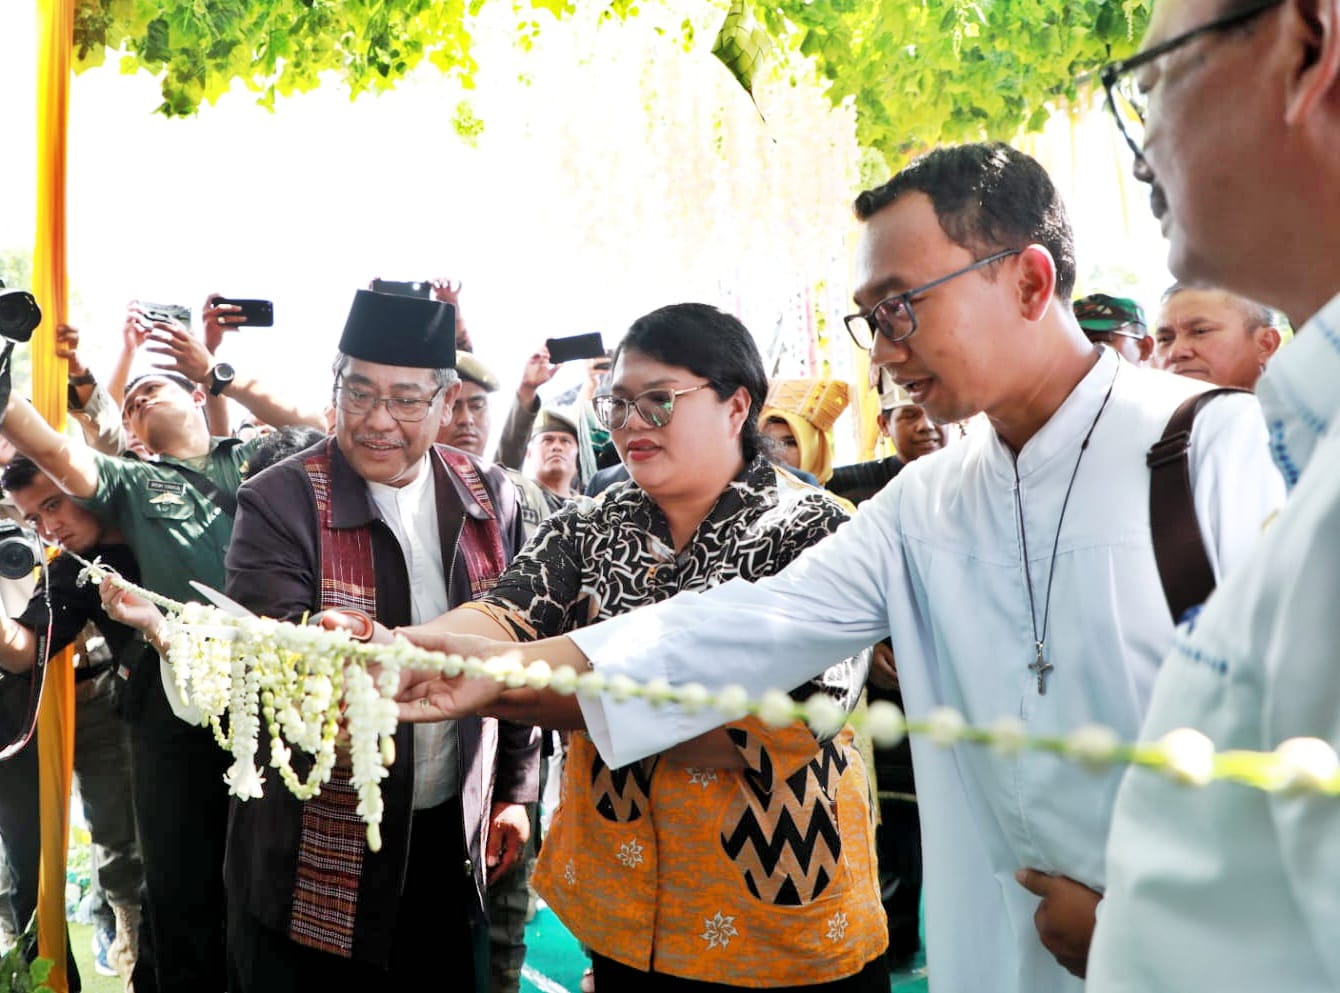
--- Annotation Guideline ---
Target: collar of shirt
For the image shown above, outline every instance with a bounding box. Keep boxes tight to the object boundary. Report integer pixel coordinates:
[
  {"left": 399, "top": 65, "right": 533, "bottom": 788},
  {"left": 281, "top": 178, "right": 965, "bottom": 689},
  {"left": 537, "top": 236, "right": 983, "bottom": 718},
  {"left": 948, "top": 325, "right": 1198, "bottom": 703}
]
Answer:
[
  {"left": 1254, "top": 290, "right": 1340, "bottom": 490},
  {"left": 985, "top": 344, "right": 1120, "bottom": 480}
]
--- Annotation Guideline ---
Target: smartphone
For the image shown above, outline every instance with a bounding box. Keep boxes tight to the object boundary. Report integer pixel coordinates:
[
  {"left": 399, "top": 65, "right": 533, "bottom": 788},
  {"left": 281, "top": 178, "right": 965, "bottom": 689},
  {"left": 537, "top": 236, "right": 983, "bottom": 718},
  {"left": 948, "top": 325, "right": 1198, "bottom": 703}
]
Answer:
[
  {"left": 214, "top": 297, "right": 274, "bottom": 327},
  {"left": 370, "top": 279, "right": 433, "bottom": 299},
  {"left": 545, "top": 332, "right": 606, "bottom": 363},
  {"left": 138, "top": 301, "right": 191, "bottom": 329}
]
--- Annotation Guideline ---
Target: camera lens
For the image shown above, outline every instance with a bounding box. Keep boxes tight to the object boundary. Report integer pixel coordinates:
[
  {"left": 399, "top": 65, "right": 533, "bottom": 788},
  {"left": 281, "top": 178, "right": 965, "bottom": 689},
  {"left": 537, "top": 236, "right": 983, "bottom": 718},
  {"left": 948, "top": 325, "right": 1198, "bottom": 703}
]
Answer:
[
  {"left": 0, "top": 289, "right": 41, "bottom": 343},
  {"left": 0, "top": 535, "right": 38, "bottom": 580}
]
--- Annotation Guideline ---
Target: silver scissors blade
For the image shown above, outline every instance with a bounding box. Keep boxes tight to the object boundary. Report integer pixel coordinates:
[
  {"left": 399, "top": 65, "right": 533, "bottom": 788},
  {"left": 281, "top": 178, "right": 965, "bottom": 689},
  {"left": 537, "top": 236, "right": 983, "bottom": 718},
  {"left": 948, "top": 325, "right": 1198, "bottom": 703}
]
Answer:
[{"left": 189, "top": 580, "right": 258, "bottom": 619}]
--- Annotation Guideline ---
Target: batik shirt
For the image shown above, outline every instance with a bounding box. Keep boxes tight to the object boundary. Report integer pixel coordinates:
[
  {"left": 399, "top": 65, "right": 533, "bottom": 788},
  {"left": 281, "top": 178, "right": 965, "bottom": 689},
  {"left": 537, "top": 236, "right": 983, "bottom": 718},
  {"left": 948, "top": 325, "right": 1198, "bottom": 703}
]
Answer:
[{"left": 463, "top": 455, "right": 885, "bottom": 985}]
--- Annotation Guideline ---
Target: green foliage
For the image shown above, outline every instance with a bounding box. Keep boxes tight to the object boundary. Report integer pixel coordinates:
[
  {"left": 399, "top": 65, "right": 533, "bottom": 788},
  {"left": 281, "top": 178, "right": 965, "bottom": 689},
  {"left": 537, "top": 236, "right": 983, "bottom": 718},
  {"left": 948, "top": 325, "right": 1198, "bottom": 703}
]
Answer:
[
  {"left": 758, "top": 0, "right": 1152, "bottom": 170},
  {"left": 0, "top": 915, "right": 55, "bottom": 993},
  {"left": 71, "top": 0, "right": 628, "bottom": 117},
  {"left": 74, "top": 0, "right": 1150, "bottom": 167}
]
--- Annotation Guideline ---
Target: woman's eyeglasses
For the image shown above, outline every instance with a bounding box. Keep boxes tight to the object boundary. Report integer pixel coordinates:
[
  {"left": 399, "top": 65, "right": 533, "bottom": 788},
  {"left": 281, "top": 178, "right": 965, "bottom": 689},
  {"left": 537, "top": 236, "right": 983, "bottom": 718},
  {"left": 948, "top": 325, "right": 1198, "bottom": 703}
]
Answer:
[{"left": 593, "top": 383, "right": 712, "bottom": 430}]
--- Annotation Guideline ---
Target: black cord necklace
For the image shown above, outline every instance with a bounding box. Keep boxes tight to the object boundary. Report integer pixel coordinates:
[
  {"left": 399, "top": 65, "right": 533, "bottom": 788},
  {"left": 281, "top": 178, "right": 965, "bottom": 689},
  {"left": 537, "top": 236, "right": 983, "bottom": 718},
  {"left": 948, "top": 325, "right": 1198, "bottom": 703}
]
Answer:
[{"left": 1017, "top": 356, "right": 1120, "bottom": 695}]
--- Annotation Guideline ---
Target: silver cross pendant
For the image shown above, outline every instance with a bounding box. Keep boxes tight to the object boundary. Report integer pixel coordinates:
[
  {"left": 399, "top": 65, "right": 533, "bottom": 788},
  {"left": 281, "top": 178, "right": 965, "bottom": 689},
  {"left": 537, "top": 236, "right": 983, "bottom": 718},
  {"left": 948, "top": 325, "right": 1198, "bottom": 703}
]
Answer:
[{"left": 1029, "top": 642, "right": 1053, "bottom": 695}]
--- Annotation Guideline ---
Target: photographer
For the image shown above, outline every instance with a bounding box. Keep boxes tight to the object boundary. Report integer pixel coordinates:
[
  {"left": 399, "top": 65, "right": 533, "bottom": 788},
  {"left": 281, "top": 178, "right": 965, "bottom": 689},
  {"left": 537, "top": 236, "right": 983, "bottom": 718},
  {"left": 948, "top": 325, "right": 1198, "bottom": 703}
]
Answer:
[{"left": 0, "top": 457, "right": 144, "bottom": 984}]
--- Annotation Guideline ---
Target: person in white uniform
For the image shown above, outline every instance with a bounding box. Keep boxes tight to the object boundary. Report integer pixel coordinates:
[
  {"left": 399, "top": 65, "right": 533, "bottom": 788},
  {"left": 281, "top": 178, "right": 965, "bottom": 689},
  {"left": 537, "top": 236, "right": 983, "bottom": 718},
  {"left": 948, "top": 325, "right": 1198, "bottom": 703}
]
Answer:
[
  {"left": 1083, "top": 0, "right": 1340, "bottom": 989},
  {"left": 392, "top": 143, "right": 1284, "bottom": 993}
]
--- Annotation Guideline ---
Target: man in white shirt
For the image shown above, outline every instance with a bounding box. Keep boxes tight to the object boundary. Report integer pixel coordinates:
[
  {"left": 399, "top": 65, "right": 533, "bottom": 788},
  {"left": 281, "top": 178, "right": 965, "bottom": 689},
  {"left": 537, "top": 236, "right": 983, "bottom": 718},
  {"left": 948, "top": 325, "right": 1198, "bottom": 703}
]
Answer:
[
  {"left": 1083, "top": 0, "right": 1340, "bottom": 989},
  {"left": 394, "top": 143, "right": 1284, "bottom": 993}
]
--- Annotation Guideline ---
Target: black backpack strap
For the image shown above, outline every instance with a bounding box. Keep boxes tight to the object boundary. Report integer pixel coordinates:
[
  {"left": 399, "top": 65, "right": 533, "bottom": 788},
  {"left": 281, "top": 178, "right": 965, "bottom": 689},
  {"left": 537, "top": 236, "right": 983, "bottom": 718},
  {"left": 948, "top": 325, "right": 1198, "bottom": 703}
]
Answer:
[
  {"left": 1147, "top": 387, "right": 1248, "bottom": 624},
  {"left": 161, "top": 462, "right": 238, "bottom": 518}
]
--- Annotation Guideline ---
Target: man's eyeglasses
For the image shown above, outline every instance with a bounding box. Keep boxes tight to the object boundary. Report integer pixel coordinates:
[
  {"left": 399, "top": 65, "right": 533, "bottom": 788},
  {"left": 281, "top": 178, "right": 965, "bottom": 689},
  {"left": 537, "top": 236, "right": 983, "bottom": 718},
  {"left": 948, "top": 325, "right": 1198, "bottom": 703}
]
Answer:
[
  {"left": 843, "top": 249, "right": 1022, "bottom": 350},
  {"left": 1099, "top": 0, "right": 1284, "bottom": 164},
  {"left": 593, "top": 383, "right": 712, "bottom": 430},
  {"left": 333, "top": 382, "right": 444, "bottom": 422}
]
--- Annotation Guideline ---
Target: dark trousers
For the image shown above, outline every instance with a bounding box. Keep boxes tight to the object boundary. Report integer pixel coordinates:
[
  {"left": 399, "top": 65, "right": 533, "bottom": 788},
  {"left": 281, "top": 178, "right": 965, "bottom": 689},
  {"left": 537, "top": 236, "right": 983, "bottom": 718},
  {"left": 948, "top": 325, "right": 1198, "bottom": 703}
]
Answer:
[
  {"left": 590, "top": 955, "right": 889, "bottom": 991},
  {"left": 128, "top": 697, "right": 230, "bottom": 993},
  {"left": 227, "top": 796, "right": 478, "bottom": 992}
]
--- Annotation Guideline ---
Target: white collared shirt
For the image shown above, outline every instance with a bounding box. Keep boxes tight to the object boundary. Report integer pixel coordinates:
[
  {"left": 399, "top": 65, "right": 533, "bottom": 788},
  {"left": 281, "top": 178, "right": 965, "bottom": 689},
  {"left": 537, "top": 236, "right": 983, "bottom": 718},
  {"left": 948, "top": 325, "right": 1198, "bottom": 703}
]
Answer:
[
  {"left": 570, "top": 348, "right": 1283, "bottom": 993},
  {"left": 367, "top": 455, "right": 457, "bottom": 809},
  {"left": 1089, "top": 292, "right": 1340, "bottom": 992}
]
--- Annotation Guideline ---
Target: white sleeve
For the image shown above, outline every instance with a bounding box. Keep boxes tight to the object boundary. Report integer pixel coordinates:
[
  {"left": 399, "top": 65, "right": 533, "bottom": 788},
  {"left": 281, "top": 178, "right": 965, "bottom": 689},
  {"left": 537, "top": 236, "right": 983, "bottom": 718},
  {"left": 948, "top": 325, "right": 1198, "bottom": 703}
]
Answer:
[
  {"left": 1189, "top": 391, "right": 1285, "bottom": 577},
  {"left": 572, "top": 480, "right": 902, "bottom": 766}
]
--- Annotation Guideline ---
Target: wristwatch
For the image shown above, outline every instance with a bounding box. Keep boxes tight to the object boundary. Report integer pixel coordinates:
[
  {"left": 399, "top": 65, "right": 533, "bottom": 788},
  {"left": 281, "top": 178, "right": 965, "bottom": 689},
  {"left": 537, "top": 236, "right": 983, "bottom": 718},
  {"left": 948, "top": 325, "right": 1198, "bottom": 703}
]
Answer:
[
  {"left": 67, "top": 371, "right": 97, "bottom": 386},
  {"left": 208, "top": 362, "right": 235, "bottom": 397}
]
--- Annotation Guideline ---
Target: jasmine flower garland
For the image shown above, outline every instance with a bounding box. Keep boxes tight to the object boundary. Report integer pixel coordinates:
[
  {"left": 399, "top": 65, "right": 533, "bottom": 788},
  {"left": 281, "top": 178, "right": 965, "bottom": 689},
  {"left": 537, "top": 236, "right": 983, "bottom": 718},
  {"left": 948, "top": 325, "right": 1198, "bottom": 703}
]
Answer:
[{"left": 71, "top": 559, "right": 1340, "bottom": 853}]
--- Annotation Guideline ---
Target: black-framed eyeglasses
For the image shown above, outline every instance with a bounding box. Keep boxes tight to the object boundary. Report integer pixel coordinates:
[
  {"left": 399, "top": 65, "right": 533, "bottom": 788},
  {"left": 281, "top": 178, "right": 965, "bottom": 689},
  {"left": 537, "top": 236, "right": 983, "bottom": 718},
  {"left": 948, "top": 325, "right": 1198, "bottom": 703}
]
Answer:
[
  {"left": 593, "top": 383, "right": 712, "bottom": 430},
  {"left": 843, "top": 249, "right": 1022, "bottom": 350},
  {"left": 333, "top": 381, "right": 444, "bottom": 422},
  {"left": 1099, "top": 0, "right": 1284, "bottom": 164}
]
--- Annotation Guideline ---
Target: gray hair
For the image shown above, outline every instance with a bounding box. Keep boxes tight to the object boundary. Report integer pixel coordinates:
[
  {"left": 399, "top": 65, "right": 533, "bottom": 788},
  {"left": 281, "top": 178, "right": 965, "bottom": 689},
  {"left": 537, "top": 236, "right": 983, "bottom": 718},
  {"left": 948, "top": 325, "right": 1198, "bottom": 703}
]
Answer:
[
  {"left": 331, "top": 351, "right": 459, "bottom": 391},
  {"left": 1160, "top": 283, "right": 1277, "bottom": 333}
]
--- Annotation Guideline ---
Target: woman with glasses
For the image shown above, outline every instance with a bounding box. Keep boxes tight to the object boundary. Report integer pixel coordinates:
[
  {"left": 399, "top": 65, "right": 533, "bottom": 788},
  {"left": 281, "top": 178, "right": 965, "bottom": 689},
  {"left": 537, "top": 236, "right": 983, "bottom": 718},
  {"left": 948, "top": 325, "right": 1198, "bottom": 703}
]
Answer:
[{"left": 402, "top": 302, "right": 887, "bottom": 990}]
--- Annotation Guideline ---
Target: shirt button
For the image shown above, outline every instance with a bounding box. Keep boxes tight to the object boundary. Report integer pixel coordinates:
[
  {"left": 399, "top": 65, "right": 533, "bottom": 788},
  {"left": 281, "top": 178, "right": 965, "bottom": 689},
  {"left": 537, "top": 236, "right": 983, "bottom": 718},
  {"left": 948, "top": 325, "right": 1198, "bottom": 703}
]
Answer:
[{"left": 463, "top": 859, "right": 473, "bottom": 877}]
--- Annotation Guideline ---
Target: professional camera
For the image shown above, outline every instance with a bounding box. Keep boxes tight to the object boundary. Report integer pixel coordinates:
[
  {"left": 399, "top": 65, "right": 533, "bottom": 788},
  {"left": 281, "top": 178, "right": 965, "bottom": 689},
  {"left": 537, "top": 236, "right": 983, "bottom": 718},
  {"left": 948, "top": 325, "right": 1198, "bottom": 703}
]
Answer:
[
  {"left": 0, "top": 519, "right": 42, "bottom": 580},
  {"left": 0, "top": 279, "right": 40, "bottom": 343}
]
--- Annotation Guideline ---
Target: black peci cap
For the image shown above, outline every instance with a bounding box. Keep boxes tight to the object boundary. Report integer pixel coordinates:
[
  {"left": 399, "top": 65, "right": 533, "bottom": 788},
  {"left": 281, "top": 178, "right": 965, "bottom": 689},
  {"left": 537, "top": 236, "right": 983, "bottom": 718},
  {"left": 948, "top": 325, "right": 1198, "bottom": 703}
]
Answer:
[{"left": 338, "top": 289, "right": 456, "bottom": 369}]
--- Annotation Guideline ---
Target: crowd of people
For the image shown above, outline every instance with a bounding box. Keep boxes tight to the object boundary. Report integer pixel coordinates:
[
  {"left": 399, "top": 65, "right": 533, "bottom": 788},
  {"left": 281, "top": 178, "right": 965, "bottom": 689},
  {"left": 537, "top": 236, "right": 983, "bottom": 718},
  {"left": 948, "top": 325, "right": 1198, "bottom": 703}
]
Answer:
[{"left": 3, "top": 0, "right": 1339, "bottom": 990}]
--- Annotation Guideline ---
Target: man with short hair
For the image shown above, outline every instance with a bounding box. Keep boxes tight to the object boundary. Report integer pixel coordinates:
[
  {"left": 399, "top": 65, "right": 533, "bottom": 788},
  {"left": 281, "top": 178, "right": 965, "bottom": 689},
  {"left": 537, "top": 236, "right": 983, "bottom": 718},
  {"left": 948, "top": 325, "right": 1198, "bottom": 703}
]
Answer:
[
  {"left": 1086, "top": 0, "right": 1340, "bottom": 988},
  {"left": 0, "top": 332, "right": 324, "bottom": 993},
  {"left": 0, "top": 457, "right": 144, "bottom": 982},
  {"left": 1152, "top": 282, "right": 1281, "bottom": 389},
  {"left": 527, "top": 408, "right": 581, "bottom": 509},
  {"left": 397, "top": 142, "right": 1285, "bottom": 993},
  {"left": 221, "top": 289, "right": 539, "bottom": 991},
  {"left": 439, "top": 353, "right": 551, "bottom": 539},
  {"left": 1074, "top": 293, "right": 1154, "bottom": 365}
]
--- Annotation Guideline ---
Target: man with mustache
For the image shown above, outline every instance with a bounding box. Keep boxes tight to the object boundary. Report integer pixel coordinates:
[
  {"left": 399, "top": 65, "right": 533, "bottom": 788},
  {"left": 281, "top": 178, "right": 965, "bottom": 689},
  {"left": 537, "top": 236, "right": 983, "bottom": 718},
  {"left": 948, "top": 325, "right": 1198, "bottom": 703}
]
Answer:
[
  {"left": 1086, "top": 0, "right": 1340, "bottom": 988},
  {"left": 219, "top": 289, "right": 538, "bottom": 992}
]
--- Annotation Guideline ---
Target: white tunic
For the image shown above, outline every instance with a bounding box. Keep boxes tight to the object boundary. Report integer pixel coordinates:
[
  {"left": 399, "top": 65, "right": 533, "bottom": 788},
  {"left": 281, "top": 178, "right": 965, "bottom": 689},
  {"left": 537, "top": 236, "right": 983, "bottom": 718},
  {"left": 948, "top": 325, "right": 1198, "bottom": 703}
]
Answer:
[
  {"left": 570, "top": 348, "right": 1283, "bottom": 993},
  {"left": 1089, "top": 294, "right": 1340, "bottom": 992}
]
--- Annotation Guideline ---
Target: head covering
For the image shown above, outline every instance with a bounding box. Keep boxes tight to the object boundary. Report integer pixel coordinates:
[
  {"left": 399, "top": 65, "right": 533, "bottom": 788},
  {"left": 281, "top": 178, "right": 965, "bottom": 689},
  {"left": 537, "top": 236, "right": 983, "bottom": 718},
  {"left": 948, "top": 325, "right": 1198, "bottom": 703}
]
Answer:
[
  {"left": 1073, "top": 293, "right": 1148, "bottom": 339},
  {"left": 531, "top": 406, "right": 580, "bottom": 441},
  {"left": 759, "top": 378, "right": 850, "bottom": 484},
  {"left": 455, "top": 353, "right": 499, "bottom": 392},
  {"left": 338, "top": 289, "right": 456, "bottom": 368}
]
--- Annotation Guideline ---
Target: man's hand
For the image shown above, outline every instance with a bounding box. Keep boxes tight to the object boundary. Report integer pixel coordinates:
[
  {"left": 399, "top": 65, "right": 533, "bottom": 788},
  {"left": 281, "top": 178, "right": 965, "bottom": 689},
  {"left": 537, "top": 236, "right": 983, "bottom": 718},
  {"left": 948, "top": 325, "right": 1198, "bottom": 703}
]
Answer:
[
  {"left": 99, "top": 581, "right": 166, "bottom": 642},
  {"left": 202, "top": 293, "right": 241, "bottom": 354},
  {"left": 1015, "top": 868, "right": 1101, "bottom": 978},
  {"left": 121, "top": 305, "right": 151, "bottom": 355},
  {"left": 869, "top": 641, "right": 899, "bottom": 690},
  {"left": 429, "top": 279, "right": 472, "bottom": 351},
  {"left": 517, "top": 349, "right": 558, "bottom": 407},
  {"left": 144, "top": 320, "right": 214, "bottom": 384},
  {"left": 486, "top": 801, "right": 531, "bottom": 884},
  {"left": 392, "top": 628, "right": 508, "bottom": 721},
  {"left": 54, "top": 324, "right": 88, "bottom": 377}
]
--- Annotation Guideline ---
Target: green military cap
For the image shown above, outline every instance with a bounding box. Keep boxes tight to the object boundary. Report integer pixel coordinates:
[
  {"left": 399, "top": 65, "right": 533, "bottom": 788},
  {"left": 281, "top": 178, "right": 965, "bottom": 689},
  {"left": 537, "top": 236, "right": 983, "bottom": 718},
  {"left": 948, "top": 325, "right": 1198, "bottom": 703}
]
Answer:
[{"left": 455, "top": 353, "right": 500, "bottom": 392}]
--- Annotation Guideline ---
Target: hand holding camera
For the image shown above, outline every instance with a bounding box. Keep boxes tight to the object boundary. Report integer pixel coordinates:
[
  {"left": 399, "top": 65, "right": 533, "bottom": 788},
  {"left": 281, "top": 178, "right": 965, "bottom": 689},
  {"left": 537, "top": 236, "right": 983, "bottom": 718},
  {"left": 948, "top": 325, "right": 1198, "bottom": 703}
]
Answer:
[{"left": 144, "top": 319, "right": 215, "bottom": 385}]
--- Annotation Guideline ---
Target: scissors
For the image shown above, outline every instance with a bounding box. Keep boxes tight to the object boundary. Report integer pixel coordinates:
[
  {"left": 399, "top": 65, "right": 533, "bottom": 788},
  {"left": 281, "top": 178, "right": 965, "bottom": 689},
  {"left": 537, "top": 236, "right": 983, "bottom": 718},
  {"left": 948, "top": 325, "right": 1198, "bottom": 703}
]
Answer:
[{"left": 189, "top": 581, "right": 375, "bottom": 641}]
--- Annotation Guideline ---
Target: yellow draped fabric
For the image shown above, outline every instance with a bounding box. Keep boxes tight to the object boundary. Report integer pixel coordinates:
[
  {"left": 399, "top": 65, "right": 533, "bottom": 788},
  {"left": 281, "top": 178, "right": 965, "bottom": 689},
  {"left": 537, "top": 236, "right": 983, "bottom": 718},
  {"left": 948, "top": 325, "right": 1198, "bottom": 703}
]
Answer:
[{"left": 33, "top": 1, "right": 75, "bottom": 989}]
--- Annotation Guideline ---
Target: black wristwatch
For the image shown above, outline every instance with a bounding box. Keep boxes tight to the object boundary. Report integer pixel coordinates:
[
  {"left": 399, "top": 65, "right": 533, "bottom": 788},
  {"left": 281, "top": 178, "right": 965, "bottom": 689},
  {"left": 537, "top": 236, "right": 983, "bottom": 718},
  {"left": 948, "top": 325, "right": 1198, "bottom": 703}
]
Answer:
[{"left": 208, "top": 362, "right": 235, "bottom": 397}]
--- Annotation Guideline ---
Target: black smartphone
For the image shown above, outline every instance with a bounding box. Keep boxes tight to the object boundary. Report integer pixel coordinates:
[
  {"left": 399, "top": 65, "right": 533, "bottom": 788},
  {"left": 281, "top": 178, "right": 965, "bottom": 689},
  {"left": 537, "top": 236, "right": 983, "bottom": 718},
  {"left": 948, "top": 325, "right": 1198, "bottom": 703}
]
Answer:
[
  {"left": 214, "top": 297, "right": 274, "bottom": 327},
  {"left": 370, "top": 279, "right": 433, "bottom": 299},
  {"left": 137, "top": 301, "right": 192, "bottom": 330},
  {"left": 545, "top": 332, "right": 606, "bottom": 363}
]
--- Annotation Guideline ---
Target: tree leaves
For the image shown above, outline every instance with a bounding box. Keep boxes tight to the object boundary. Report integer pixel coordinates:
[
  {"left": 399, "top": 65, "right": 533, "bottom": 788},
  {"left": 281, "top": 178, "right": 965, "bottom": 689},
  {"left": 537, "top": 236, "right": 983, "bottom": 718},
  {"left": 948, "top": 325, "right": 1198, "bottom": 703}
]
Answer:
[{"left": 73, "top": 0, "right": 1150, "bottom": 168}]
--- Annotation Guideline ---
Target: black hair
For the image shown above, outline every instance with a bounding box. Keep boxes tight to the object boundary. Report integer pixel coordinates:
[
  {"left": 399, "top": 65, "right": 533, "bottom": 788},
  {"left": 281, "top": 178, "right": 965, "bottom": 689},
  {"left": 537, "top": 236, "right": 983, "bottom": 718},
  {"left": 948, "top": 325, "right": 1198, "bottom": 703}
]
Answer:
[
  {"left": 854, "top": 142, "right": 1077, "bottom": 299},
  {"left": 241, "top": 426, "right": 327, "bottom": 480},
  {"left": 0, "top": 455, "right": 43, "bottom": 495},
  {"left": 123, "top": 371, "right": 198, "bottom": 401},
  {"left": 615, "top": 303, "right": 769, "bottom": 462}
]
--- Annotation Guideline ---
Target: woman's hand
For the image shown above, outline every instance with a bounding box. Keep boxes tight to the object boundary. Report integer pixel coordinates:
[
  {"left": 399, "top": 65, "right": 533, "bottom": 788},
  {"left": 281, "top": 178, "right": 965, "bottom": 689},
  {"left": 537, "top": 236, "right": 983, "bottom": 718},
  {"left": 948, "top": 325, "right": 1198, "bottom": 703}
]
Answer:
[
  {"left": 99, "top": 581, "right": 165, "bottom": 641},
  {"left": 392, "top": 628, "right": 508, "bottom": 722}
]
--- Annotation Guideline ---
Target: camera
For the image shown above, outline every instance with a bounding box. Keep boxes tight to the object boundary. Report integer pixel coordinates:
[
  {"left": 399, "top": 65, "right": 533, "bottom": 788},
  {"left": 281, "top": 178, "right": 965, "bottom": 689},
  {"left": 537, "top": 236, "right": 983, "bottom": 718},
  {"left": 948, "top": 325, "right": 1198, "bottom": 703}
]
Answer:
[
  {"left": 0, "top": 280, "right": 40, "bottom": 343},
  {"left": 0, "top": 520, "right": 42, "bottom": 580}
]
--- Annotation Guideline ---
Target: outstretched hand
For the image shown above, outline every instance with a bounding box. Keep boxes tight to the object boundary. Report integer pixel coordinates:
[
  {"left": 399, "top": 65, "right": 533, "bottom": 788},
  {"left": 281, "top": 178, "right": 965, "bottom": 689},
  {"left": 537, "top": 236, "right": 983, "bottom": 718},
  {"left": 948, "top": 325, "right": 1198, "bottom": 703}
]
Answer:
[
  {"left": 1015, "top": 868, "right": 1101, "bottom": 978},
  {"left": 145, "top": 319, "right": 214, "bottom": 384},
  {"left": 99, "top": 581, "right": 166, "bottom": 640},
  {"left": 392, "top": 628, "right": 508, "bottom": 722}
]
